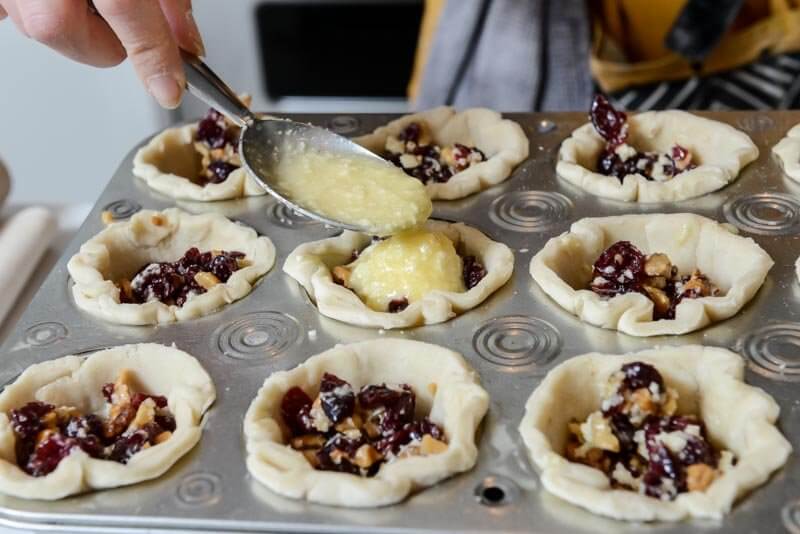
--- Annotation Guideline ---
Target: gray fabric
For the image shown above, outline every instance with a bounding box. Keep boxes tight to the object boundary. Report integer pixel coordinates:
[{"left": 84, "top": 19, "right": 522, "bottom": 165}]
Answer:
[{"left": 415, "top": 0, "right": 593, "bottom": 112}]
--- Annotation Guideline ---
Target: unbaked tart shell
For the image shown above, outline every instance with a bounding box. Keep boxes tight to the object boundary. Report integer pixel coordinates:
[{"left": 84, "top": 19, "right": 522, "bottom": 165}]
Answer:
[{"left": 243, "top": 339, "right": 489, "bottom": 507}]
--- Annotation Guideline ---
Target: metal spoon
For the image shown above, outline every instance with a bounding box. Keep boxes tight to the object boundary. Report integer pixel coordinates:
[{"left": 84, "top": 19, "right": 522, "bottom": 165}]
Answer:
[{"left": 180, "top": 50, "right": 384, "bottom": 232}]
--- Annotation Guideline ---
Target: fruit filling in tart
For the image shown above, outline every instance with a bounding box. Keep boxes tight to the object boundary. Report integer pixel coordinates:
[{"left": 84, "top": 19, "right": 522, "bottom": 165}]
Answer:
[
  {"left": 590, "top": 95, "right": 697, "bottom": 182},
  {"left": 8, "top": 370, "right": 176, "bottom": 477},
  {"left": 565, "top": 361, "right": 734, "bottom": 501},
  {"left": 193, "top": 102, "right": 249, "bottom": 185},
  {"left": 384, "top": 121, "right": 486, "bottom": 184},
  {"left": 117, "top": 246, "right": 247, "bottom": 307},
  {"left": 330, "top": 229, "right": 486, "bottom": 312},
  {"left": 281, "top": 373, "right": 447, "bottom": 477},
  {"left": 589, "top": 241, "right": 718, "bottom": 320}
]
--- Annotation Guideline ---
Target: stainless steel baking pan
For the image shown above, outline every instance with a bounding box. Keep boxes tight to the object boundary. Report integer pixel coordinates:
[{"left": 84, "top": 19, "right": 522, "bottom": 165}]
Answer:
[{"left": 0, "top": 111, "right": 798, "bottom": 533}]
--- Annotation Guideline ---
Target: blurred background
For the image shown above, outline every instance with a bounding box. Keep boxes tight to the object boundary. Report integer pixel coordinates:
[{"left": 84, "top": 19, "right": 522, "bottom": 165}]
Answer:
[{"left": 0, "top": 0, "right": 427, "bottom": 205}]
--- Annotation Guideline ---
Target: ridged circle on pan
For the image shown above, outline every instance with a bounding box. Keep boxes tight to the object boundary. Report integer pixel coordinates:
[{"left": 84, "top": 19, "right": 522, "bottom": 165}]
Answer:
[
  {"left": 102, "top": 199, "right": 142, "bottom": 220},
  {"left": 215, "top": 311, "right": 300, "bottom": 361},
  {"left": 489, "top": 191, "right": 572, "bottom": 232},
  {"left": 736, "top": 114, "right": 775, "bottom": 133},
  {"left": 176, "top": 472, "right": 222, "bottom": 506},
  {"left": 722, "top": 193, "right": 800, "bottom": 235},
  {"left": 327, "top": 116, "right": 360, "bottom": 135},
  {"left": 472, "top": 315, "right": 562, "bottom": 373},
  {"left": 738, "top": 322, "right": 800, "bottom": 382},
  {"left": 269, "top": 202, "right": 318, "bottom": 228},
  {"left": 24, "top": 322, "right": 68, "bottom": 347}
]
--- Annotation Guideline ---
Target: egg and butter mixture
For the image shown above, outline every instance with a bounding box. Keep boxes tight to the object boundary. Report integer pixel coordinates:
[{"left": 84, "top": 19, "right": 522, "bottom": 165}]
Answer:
[
  {"left": 272, "top": 149, "right": 432, "bottom": 236},
  {"left": 332, "top": 229, "right": 487, "bottom": 312}
]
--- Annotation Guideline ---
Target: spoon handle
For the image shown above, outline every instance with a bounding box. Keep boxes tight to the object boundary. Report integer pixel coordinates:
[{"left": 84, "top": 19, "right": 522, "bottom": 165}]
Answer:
[{"left": 180, "top": 49, "right": 255, "bottom": 127}]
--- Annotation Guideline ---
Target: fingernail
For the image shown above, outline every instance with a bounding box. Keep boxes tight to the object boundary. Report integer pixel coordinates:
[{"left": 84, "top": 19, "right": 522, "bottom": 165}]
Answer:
[
  {"left": 147, "top": 74, "right": 183, "bottom": 109},
  {"left": 186, "top": 10, "right": 206, "bottom": 57}
]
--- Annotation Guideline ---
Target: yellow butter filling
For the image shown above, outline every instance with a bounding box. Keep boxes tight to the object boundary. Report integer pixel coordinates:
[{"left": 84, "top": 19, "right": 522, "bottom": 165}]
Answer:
[
  {"left": 347, "top": 229, "right": 465, "bottom": 311},
  {"left": 272, "top": 149, "right": 432, "bottom": 236}
]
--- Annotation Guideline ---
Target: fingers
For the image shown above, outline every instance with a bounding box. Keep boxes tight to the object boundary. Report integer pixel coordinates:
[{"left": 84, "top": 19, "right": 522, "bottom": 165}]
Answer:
[
  {"left": 12, "top": 0, "right": 126, "bottom": 67},
  {"left": 158, "top": 0, "right": 204, "bottom": 57},
  {"left": 0, "top": 5, "right": 7, "bottom": 20},
  {"left": 93, "top": 0, "right": 184, "bottom": 109}
]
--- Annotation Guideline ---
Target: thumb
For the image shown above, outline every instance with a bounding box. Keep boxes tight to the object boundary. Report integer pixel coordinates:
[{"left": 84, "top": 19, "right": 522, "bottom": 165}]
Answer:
[{"left": 93, "top": 0, "right": 184, "bottom": 109}]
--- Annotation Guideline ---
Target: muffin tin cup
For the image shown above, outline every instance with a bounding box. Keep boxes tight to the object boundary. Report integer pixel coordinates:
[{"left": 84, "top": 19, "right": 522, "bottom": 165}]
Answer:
[{"left": 1, "top": 111, "right": 799, "bottom": 532}]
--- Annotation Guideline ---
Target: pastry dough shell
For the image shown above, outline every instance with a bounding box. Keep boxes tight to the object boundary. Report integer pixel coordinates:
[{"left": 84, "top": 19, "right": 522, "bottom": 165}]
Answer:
[
  {"left": 67, "top": 208, "right": 275, "bottom": 325},
  {"left": 773, "top": 124, "right": 800, "bottom": 181},
  {"left": 133, "top": 123, "right": 266, "bottom": 201},
  {"left": 519, "top": 345, "right": 791, "bottom": 521},
  {"left": 0, "top": 343, "right": 216, "bottom": 500},
  {"left": 243, "top": 339, "right": 489, "bottom": 507},
  {"left": 529, "top": 213, "right": 772, "bottom": 337},
  {"left": 354, "top": 106, "right": 529, "bottom": 200},
  {"left": 283, "top": 220, "right": 514, "bottom": 329},
  {"left": 557, "top": 111, "right": 758, "bottom": 202}
]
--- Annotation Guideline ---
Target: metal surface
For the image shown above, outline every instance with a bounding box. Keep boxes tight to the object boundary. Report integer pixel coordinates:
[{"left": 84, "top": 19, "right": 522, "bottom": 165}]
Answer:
[
  {"left": 181, "top": 50, "right": 387, "bottom": 234},
  {"left": 0, "top": 111, "right": 799, "bottom": 533}
]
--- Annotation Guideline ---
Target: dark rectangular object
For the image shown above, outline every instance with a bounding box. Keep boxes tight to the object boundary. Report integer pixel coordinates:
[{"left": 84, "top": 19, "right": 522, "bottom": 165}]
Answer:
[
  {"left": 665, "top": 0, "right": 746, "bottom": 63},
  {"left": 256, "top": 1, "right": 423, "bottom": 99}
]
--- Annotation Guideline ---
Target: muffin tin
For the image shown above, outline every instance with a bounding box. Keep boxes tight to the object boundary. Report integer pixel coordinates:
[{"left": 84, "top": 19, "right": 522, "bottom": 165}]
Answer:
[{"left": 0, "top": 111, "right": 798, "bottom": 533}]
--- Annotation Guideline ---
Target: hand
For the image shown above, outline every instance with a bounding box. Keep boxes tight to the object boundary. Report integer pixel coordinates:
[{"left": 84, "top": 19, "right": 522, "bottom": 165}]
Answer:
[{"left": 0, "top": 0, "right": 204, "bottom": 109}]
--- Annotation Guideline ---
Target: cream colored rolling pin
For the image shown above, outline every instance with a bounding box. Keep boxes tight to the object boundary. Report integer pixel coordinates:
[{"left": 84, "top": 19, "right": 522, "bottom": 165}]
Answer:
[
  {"left": 0, "top": 158, "right": 9, "bottom": 208},
  {"left": 0, "top": 206, "right": 55, "bottom": 325}
]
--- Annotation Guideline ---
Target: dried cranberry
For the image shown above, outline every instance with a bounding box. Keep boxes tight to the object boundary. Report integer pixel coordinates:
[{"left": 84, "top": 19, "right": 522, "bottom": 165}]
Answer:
[
  {"left": 399, "top": 123, "right": 421, "bottom": 144},
  {"left": 620, "top": 361, "right": 664, "bottom": 393},
  {"left": 388, "top": 298, "right": 409, "bottom": 313},
  {"left": 280, "top": 387, "right": 315, "bottom": 436},
  {"left": 10, "top": 401, "right": 54, "bottom": 441},
  {"left": 196, "top": 108, "right": 228, "bottom": 149},
  {"left": 375, "top": 417, "right": 444, "bottom": 456},
  {"left": 131, "top": 393, "right": 168, "bottom": 411},
  {"left": 207, "top": 161, "right": 238, "bottom": 183},
  {"left": 358, "top": 384, "right": 415, "bottom": 426},
  {"left": 101, "top": 383, "right": 115, "bottom": 403},
  {"left": 62, "top": 414, "right": 104, "bottom": 441},
  {"left": 25, "top": 434, "right": 79, "bottom": 476},
  {"left": 208, "top": 253, "right": 240, "bottom": 282},
  {"left": 128, "top": 248, "right": 244, "bottom": 306},
  {"left": 609, "top": 412, "right": 637, "bottom": 456},
  {"left": 316, "top": 434, "right": 364, "bottom": 476},
  {"left": 462, "top": 255, "right": 486, "bottom": 289},
  {"left": 108, "top": 423, "right": 162, "bottom": 464},
  {"left": 590, "top": 241, "right": 646, "bottom": 297},
  {"left": 319, "top": 373, "right": 355, "bottom": 424},
  {"left": 590, "top": 94, "right": 628, "bottom": 146},
  {"left": 154, "top": 413, "right": 176, "bottom": 433}
]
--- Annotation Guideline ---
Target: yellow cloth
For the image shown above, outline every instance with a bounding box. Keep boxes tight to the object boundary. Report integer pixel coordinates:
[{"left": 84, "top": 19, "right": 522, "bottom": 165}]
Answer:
[
  {"left": 408, "top": 0, "right": 446, "bottom": 101},
  {"left": 593, "top": 0, "right": 800, "bottom": 91},
  {"left": 408, "top": 0, "right": 800, "bottom": 98}
]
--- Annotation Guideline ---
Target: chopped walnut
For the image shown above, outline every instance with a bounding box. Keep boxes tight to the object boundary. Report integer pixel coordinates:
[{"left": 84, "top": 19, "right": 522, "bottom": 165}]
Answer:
[
  {"left": 130, "top": 397, "right": 156, "bottom": 429},
  {"left": 194, "top": 271, "right": 221, "bottom": 290},
  {"left": 642, "top": 285, "right": 671, "bottom": 317},
  {"left": 291, "top": 434, "right": 326, "bottom": 450},
  {"left": 332, "top": 266, "right": 351, "bottom": 287},
  {"left": 682, "top": 270, "right": 717, "bottom": 297},
  {"left": 101, "top": 211, "right": 114, "bottom": 225},
  {"left": 644, "top": 253, "right": 672, "bottom": 278},
  {"left": 686, "top": 463, "right": 716, "bottom": 492},
  {"left": 629, "top": 388, "right": 657, "bottom": 417},
  {"left": 419, "top": 434, "right": 448, "bottom": 455},
  {"left": 353, "top": 444, "right": 382, "bottom": 468},
  {"left": 154, "top": 431, "right": 173, "bottom": 445},
  {"left": 118, "top": 279, "right": 134, "bottom": 302}
]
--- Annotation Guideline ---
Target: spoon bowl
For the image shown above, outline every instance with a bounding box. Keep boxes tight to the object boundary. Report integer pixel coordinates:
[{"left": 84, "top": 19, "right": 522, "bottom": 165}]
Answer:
[
  {"left": 238, "top": 119, "right": 385, "bottom": 232},
  {"left": 180, "top": 50, "right": 391, "bottom": 234}
]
